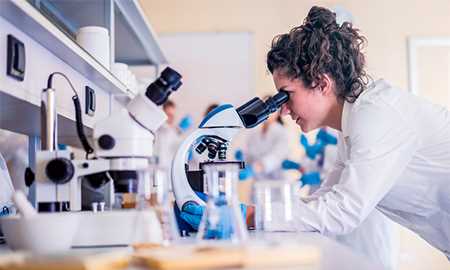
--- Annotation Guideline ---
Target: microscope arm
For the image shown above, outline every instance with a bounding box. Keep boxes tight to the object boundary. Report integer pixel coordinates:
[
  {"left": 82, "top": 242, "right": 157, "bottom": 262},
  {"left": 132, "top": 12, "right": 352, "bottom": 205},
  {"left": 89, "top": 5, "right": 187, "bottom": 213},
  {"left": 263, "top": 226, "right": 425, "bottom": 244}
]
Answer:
[
  {"left": 172, "top": 105, "right": 244, "bottom": 210},
  {"left": 171, "top": 129, "right": 210, "bottom": 209},
  {"left": 171, "top": 91, "right": 289, "bottom": 212}
]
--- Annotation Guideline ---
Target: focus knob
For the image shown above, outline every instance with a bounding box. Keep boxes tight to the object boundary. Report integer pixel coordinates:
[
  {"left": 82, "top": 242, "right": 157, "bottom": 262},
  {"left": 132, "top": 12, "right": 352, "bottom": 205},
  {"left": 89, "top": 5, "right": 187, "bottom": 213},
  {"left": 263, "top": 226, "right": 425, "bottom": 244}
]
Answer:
[
  {"left": 46, "top": 158, "right": 74, "bottom": 184},
  {"left": 98, "top": 134, "right": 115, "bottom": 150}
]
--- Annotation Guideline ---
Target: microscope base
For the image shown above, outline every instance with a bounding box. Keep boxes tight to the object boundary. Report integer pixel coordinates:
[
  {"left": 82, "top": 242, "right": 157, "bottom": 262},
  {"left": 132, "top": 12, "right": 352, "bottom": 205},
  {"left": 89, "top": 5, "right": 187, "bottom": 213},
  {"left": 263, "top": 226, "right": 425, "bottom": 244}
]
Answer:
[{"left": 72, "top": 209, "right": 163, "bottom": 247}]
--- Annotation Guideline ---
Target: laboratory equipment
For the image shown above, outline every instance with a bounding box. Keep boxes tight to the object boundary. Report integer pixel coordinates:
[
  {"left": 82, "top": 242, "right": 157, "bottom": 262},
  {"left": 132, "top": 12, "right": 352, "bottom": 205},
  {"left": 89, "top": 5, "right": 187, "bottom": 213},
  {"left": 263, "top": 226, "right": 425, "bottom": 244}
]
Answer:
[
  {"left": 31, "top": 67, "right": 182, "bottom": 212},
  {"left": 197, "top": 162, "right": 247, "bottom": 242},
  {"left": 253, "top": 180, "right": 297, "bottom": 232},
  {"left": 135, "top": 163, "right": 179, "bottom": 245},
  {"left": 171, "top": 90, "right": 289, "bottom": 216},
  {"left": 132, "top": 167, "right": 165, "bottom": 246},
  {"left": 1, "top": 192, "right": 80, "bottom": 253},
  {"left": 76, "top": 26, "right": 110, "bottom": 69},
  {"left": 22, "top": 67, "right": 181, "bottom": 247}
]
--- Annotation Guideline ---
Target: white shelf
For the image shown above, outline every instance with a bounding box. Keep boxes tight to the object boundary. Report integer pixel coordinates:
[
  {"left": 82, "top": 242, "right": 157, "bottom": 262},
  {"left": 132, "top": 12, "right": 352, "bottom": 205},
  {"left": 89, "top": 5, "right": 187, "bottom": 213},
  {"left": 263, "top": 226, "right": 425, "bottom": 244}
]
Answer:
[
  {"left": 0, "top": 0, "right": 131, "bottom": 98},
  {"left": 114, "top": 0, "right": 168, "bottom": 65},
  {"left": 24, "top": 0, "right": 168, "bottom": 66}
]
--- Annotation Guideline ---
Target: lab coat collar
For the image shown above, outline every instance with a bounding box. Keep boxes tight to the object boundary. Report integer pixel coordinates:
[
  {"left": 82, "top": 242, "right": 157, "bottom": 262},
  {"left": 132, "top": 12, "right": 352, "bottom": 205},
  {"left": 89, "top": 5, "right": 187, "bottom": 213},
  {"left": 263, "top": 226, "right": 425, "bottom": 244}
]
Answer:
[
  {"left": 340, "top": 79, "right": 387, "bottom": 138},
  {"left": 341, "top": 100, "right": 351, "bottom": 138}
]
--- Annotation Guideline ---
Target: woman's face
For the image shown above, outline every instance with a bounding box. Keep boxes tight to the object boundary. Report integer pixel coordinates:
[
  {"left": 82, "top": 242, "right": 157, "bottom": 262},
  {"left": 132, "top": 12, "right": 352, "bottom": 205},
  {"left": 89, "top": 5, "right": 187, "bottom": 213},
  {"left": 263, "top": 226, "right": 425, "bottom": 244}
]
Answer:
[{"left": 272, "top": 69, "right": 334, "bottom": 132}]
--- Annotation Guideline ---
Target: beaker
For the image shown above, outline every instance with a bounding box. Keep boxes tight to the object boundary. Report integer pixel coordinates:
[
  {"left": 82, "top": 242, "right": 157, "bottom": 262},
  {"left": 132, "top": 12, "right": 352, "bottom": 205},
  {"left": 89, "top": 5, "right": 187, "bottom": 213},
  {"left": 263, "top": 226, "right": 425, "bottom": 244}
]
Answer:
[
  {"left": 148, "top": 163, "right": 180, "bottom": 245},
  {"left": 197, "top": 162, "right": 248, "bottom": 243},
  {"left": 133, "top": 163, "right": 179, "bottom": 246},
  {"left": 253, "top": 180, "right": 298, "bottom": 232}
]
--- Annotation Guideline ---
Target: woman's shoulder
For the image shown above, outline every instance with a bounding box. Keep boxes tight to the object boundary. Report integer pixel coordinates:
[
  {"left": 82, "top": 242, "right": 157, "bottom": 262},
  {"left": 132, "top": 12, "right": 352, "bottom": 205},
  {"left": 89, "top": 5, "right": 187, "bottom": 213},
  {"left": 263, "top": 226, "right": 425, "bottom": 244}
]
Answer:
[
  {"left": 343, "top": 80, "right": 410, "bottom": 136},
  {"left": 353, "top": 79, "right": 403, "bottom": 106}
]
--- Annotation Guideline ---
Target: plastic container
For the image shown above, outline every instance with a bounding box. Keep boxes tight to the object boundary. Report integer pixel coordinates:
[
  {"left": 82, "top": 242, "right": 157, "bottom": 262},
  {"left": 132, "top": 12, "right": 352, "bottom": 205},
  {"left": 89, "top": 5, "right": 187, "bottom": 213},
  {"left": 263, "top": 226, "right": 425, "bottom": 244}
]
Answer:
[
  {"left": 76, "top": 26, "right": 110, "bottom": 69},
  {"left": 253, "top": 179, "right": 298, "bottom": 232}
]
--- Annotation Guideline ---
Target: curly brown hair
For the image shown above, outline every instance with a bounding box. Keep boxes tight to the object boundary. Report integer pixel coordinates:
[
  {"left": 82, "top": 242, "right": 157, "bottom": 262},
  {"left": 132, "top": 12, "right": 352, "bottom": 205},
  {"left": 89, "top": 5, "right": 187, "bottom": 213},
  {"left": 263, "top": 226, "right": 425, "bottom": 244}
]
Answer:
[{"left": 267, "top": 6, "right": 370, "bottom": 103}]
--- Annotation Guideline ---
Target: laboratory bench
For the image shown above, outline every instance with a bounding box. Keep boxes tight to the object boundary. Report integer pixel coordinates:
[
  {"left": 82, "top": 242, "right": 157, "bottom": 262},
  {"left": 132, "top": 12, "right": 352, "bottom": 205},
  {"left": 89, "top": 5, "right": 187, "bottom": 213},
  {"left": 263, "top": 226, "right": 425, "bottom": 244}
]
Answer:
[{"left": 0, "top": 231, "right": 384, "bottom": 270}]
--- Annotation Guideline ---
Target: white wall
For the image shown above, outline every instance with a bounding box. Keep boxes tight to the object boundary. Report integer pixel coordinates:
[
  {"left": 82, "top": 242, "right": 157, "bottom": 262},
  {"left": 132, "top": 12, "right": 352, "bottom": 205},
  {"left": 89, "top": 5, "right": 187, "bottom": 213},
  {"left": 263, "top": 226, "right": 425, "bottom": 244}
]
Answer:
[{"left": 158, "top": 32, "right": 254, "bottom": 125}]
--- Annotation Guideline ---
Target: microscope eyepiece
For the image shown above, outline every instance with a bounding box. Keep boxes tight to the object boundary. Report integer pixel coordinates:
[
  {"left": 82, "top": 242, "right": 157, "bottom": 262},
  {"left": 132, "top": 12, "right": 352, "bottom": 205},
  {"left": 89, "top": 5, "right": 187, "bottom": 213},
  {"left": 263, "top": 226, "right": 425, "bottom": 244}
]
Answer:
[
  {"left": 161, "top": 67, "right": 183, "bottom": 91},
  {"left": 236, "top": 90, "right": 289, "bottom": 128},
  {"left": 265, "top": 91, "right": 289, "bottom": 113},
  {"left": 145, "top": 67, "right": 182, "bottom": 105}
]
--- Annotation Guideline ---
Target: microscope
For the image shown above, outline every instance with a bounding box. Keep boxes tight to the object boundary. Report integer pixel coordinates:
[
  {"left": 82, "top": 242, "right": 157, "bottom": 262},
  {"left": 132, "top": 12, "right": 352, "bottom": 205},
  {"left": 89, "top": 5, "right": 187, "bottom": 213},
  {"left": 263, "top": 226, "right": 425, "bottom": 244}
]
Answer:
[
  {"left": 27, "top": 67, "right": 182, "bottom": 246},
  {"left": 171, "top": 91, "right": 289, "bottom": 212},
  {"left": 32, "top": 67, "right": 182, "bottom": 213}
]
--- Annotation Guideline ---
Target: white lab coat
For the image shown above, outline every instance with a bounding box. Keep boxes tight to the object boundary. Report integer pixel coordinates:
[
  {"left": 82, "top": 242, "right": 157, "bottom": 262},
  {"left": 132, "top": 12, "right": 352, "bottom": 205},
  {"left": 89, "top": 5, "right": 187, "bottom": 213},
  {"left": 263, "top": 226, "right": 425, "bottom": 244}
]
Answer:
[
  {"left": 154, "top": 123, "right": 182, "bottom": 175},
  {"left": 293, "top": 79, "right": 450, "bottom": 260},
  {"left": 309, "top": 130, "right": 399, "bottom": 269},
  {"left": 246, "top": 122, "right": 289, "bottom": 180}
]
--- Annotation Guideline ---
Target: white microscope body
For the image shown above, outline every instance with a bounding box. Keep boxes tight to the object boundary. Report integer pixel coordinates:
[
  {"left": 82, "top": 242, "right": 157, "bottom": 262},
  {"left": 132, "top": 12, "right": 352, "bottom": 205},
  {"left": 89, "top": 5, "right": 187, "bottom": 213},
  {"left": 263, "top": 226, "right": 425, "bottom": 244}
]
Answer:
[
  {"left": 172, "top": 105, "right": 244, "bottom": 209},
  {"left": 33, "top": 98, "right": 167, "bottom": 211},
  {"left": 171, "top": 91, "right": 289, "bottom": 213},
  {"left": 29, "top": 68, "right": 182, "bottom": 246},
  {"left": 32, "top": 67, "right": 182, "bottom": 212}
]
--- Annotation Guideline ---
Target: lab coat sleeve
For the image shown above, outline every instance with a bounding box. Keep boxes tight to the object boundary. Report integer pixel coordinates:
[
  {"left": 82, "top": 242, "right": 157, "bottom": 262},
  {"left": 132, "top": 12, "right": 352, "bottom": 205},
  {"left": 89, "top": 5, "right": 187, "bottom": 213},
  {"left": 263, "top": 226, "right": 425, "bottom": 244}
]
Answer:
[{"left": 293, "top": 101, "right": 419, "bottom": 235}]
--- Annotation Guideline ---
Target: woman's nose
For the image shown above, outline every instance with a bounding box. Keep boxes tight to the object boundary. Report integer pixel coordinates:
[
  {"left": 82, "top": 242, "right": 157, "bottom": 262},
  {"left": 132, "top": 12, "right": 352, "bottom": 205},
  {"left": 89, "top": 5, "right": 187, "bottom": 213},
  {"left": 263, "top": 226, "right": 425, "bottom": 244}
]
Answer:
[{"left": 280, "top": 103, "right": 290, "bottom": 116}]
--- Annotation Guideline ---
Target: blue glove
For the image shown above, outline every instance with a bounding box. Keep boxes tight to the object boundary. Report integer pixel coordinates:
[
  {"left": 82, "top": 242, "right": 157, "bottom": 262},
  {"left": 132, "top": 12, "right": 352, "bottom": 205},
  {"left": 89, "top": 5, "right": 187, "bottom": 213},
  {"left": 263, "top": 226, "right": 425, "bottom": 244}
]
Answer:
[
  {"left": 234, "top": 150, "right": 253, "bottom": 181},
  {"left": 179, "top": 201, "right": 204, "bottom": 230},
  {"left": 305, "top": 142, "right": 324, "bottom": 160},
  {"left": 316, "top": 128, "right": 337, "bottom": 145},
  {"left": 234, "top": 149, "right": 244, "bottom": 161},
  {"left": 300, "top": 134, "right": 324, "bottom": 159},
  {"left": 239, "top": 165, "right": 254, "bottom": 181},
  {"left": 202, "top": 201, "right": 247, "bottom": 240},
  {"left": 300, "top": 134, "right": 309, "bottom": 148},
  {"left": 178, "top": 115, "right": 193, "bottom": 132},
  {"left": 281, "top": 159, "right": 301, "bottom": 170},
  {"left": 179, "top": 194, "right": 247, "bottom": 233},
  {"left": 300, "top": 171, "right": 321, "bottom": 186},
  {"left": 58, "top": 144, "right": 67, "bottom": 150}
]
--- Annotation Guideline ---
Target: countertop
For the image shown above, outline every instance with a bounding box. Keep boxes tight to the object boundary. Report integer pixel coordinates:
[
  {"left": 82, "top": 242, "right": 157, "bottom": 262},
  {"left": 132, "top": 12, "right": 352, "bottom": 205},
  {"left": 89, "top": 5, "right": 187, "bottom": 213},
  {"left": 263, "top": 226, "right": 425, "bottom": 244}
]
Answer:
[{"left": 0, "top": 231, "right": 384, "bottom": 270}]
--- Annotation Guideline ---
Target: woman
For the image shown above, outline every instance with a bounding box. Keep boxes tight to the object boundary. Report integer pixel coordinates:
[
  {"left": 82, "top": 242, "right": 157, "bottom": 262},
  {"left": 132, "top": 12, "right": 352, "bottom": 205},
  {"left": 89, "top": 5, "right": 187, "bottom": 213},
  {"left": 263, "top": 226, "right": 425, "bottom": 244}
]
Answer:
[{"left": 267, "top": 6, "right": 450, "bottom": 260}]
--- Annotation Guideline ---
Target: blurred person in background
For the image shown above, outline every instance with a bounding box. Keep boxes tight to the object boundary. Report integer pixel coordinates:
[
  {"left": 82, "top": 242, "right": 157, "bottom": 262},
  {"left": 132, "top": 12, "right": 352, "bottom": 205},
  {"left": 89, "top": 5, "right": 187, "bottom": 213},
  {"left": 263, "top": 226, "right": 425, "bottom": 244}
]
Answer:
[
  {"left": 240, "top": 96, "right": 289, "bottom": 181},
  {"left": 154, "top": 100, "right": 192, "bottom": 173}
]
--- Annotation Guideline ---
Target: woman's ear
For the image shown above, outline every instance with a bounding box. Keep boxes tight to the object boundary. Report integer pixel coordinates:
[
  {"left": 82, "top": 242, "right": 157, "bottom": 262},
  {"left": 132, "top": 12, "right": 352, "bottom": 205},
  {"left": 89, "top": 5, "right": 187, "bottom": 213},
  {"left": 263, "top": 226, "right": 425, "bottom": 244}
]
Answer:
[{"left": 319, "top": 74, "right": 334, "bottom": 96}]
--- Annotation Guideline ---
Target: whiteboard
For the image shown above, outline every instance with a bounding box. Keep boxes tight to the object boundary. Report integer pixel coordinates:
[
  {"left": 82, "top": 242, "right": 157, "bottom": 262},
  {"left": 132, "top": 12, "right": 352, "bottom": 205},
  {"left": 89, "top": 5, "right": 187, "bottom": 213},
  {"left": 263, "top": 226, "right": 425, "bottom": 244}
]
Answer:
[{"left": 159, "top": 32, "right": 254, "bottom": 125}]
